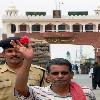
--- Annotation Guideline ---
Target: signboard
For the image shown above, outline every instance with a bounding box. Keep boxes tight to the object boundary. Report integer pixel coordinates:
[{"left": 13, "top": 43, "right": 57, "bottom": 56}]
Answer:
[{"left": 53, "top": 10, "right": 61, "bottom": 18}]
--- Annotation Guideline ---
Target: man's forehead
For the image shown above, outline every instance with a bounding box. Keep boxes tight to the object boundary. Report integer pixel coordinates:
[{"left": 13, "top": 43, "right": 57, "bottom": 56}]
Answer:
[
  {"left": 4, "top": 48, "right": 15, "bottom": 51},
  {"left": 50, "top": 65, "right": 69, "bottom": 70}
]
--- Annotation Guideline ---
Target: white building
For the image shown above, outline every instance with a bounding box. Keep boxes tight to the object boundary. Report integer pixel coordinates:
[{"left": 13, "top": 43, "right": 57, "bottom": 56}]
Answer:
[
  {"left": 2, "top": 5, "right": 100, "bottom": 64},
  {"left": 2, "top": 5, "right": 100, "bottom": 35}
]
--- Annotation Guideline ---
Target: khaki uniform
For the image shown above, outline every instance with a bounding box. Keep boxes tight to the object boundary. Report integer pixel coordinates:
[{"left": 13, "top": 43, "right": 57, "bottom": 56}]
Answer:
[{"left": 0, "top": 64, "right": 47, "bottom": 100}]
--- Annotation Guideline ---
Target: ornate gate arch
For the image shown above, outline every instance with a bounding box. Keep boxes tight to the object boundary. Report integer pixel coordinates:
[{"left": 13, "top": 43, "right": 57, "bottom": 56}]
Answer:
[
  {"left": 14, "top": 31, "right": 100, "bottom": 64},
  {"left": 43, "top": 32, "right": 100, "bottom": 63}
]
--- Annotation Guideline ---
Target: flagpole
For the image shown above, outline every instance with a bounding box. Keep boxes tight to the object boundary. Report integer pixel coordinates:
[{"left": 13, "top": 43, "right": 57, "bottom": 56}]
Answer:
[
  {"left": 59, "top": 2, "right": 64, "bottom": 10},
  {"left": 55, "top": 0, "right": 57, "bottom": 10},
  {"left": 59, "top": 2, "right": 60, "bottom": 10}
]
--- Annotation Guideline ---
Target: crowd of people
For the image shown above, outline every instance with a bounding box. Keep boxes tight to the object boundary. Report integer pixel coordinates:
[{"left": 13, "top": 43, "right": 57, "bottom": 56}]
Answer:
[{"left": 0, "top": 36, "right": 97, "bottom": 100}]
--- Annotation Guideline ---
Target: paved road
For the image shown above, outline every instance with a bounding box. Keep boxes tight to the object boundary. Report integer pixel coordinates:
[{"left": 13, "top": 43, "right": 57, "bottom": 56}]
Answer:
[{"left": 73, "top": 74, "right": 100, "bottom": 100}]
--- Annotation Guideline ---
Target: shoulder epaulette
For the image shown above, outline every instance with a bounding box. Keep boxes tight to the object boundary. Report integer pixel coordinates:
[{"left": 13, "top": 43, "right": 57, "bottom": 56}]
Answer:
[{"left": 31, "top": 64, "right": 46, "bottom": 71}]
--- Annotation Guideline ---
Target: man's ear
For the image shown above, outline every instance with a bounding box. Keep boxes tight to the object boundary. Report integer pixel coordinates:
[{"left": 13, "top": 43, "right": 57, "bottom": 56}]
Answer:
[
  {"left": 71, "top": 71, "right": 74, "bottom": 79},
  {"left": 45, "top": 73, "right": 51, "bottom": 83},
  {"left": 1, "top": 51, "right": 5, "bottom": 57}
]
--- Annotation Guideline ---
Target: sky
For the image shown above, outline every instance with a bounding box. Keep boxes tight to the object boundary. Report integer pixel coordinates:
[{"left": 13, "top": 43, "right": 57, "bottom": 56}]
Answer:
[{"left": 0, "top": 0, "right": 98, "bottom": 62}]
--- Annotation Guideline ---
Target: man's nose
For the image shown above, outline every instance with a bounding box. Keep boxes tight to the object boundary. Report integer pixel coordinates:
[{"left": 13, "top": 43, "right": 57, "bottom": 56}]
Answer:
[
  {"left": 58, "top": 73, "right": 63, "bottom": 77},
  {"left": 12, "top": 51, "right": 17, "bottom": 55}
]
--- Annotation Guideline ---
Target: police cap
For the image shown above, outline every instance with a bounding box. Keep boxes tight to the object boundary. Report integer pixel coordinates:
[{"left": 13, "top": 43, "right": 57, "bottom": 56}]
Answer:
[{"left": 0, "top": 37, "right": 20, "bottom": 49}]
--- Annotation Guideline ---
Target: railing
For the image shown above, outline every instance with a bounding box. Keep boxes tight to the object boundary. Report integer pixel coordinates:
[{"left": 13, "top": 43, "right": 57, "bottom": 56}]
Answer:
[{"left": 17, "top": 29, "right": 100, "bottom": 33}]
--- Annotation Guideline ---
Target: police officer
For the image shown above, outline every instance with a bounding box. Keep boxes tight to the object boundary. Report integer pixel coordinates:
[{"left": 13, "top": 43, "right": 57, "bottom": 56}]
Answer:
[{"left": 0, "top": 37, "right": 47, "bottom": 100}]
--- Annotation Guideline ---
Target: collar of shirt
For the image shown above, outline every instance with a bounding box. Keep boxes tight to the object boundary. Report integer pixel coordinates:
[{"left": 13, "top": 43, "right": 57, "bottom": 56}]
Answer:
[
  {"left": 47, "top": 85, "right": 71, "bottom": 98},
  {"left": 0, "top": 63, "right": 15, "bottom": 73}
]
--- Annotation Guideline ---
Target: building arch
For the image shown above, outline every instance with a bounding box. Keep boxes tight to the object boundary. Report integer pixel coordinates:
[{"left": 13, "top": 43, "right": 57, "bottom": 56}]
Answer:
[
  {"left": 72, "top": 23, "right": 82, "bottom": 32},
  {"left": 58, "top": 24, "right": 66, "bottom": 32},
  {"left": 11, "top": 24, "right": 16, "bottom": 33},
  {"left": 85, "top": 23, "right": 94, "bottom": 32},
  {"left": 45, "top": 24, "right": 56, "bottom": 32},
  {"left": 19, "top": 24, "right": 29, "bottom": 33},
  {"left": 32, "top": 24, "right": 41, "bottom": 32},
  {"left": 98, "top": 24, "right": 100, "bottom": 31}
]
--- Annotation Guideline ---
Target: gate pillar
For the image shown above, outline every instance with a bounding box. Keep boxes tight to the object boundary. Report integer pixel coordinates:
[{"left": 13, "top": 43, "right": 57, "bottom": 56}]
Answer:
[{"left": 95, "top": 48, "right": 100, "bottom": 64}]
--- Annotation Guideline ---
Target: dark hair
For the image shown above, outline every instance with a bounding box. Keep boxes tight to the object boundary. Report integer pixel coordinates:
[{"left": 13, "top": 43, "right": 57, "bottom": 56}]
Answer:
[
  {"left": 94, "top": 62, "right": 98, "bottom": 65},
  {"left": 46, "top": 58, "right": 72, "bottom": 73},
  {"left": 0, "top": 37, "right": 20, "bottom": 50}
]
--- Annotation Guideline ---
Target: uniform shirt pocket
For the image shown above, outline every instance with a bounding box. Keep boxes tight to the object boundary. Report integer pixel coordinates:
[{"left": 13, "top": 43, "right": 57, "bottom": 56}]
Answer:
[{"left": 0, "top": 79, "right": 12, "bottom": 88}]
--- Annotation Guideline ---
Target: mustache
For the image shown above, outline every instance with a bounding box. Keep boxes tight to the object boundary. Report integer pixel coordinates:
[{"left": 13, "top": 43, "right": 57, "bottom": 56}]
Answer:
[
  {"left": 56, "top": 79, "right": 64, "bottom": 81},
  {"left": 10, "top": 56, "right": 21, "bottom": 59}
]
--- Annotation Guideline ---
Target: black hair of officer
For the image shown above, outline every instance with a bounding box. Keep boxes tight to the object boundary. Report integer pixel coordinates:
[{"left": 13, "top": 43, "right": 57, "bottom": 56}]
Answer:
[{"left": 0, "top": 37, "right": 20, "bottom": 50}]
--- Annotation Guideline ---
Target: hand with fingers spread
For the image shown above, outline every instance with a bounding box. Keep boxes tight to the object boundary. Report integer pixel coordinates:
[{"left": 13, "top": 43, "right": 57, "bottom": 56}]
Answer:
[{"left": 10, "top": 40, "right": 34, "bottom": 61}]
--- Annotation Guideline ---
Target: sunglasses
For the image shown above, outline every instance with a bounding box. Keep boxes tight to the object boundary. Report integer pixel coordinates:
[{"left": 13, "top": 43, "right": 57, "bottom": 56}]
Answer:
[{"left": 50, "top": 71, "right": 69, "bottom": 75}]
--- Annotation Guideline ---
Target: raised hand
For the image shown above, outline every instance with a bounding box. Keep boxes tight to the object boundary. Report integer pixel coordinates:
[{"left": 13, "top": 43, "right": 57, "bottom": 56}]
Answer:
[
  {"left": 10, "top": 40, "right": 34, "bottom": 95},
  {"left": 10, "top": 40, "right": 34, "bottom": 61}
]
